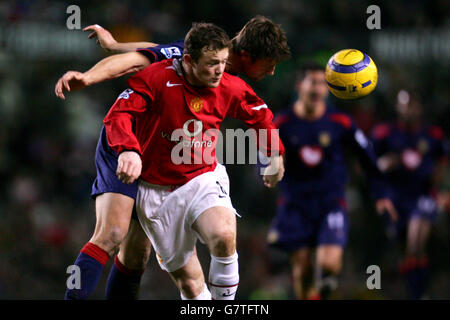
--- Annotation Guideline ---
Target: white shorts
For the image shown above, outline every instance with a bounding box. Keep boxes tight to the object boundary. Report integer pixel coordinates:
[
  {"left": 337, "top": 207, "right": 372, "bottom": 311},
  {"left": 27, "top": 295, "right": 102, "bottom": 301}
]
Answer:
[{"left": 135, "top": 163, "right": 238, "bottom": 272}]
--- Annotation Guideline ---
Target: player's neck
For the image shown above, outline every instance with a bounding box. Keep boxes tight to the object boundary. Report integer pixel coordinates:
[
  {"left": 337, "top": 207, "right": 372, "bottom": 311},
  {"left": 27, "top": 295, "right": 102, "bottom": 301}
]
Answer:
[
  {"left": 293, "top": 100, "right": 326, "bottom": 121},
  {"left": 181, "top": 60, "right": 203, "bottom": 87},
  {"left": 225, "top": 50, "right": 242, "bottom": 75}
]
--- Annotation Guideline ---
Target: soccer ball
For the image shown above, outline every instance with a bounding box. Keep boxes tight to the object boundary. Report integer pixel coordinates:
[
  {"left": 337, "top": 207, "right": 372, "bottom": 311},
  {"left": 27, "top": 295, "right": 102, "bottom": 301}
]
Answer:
[{"left": 325, "top": 49, "right": 378, "bottom": 99}]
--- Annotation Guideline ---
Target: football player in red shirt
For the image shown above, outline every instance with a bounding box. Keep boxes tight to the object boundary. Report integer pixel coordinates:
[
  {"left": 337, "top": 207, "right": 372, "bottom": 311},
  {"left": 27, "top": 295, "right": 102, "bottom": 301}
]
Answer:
[
  {"left": 63, "top": 21, "right": 288, "bottom": 300},
  {"left": 105, "top": 22, "right": 284, "bottom": 300}
]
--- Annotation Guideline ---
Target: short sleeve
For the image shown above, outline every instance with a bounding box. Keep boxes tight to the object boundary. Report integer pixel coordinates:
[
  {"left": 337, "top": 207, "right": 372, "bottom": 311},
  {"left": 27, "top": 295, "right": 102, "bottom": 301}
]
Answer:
[{"left": 136, "top": 40, "right": 184, "bottom": 63}]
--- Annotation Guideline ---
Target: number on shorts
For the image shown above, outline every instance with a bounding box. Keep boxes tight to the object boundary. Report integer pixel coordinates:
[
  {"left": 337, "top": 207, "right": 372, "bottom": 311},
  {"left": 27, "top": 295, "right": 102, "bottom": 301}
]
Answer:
[
  {"left": 327, "top": 211, "right": 344, "bottom": 230},
  {"left": 417, "top": 196, "right": 436, "bottom": 214}
]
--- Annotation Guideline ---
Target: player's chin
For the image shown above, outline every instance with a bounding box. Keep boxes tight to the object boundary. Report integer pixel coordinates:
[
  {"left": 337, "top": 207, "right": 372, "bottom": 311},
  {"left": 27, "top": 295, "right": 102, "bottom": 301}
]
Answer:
[
  {"left": 208, "top": 81, "right": 220, "bottom": 88},
  {"left": 208, "top": 77, "right": 222, "bottom": 87}
]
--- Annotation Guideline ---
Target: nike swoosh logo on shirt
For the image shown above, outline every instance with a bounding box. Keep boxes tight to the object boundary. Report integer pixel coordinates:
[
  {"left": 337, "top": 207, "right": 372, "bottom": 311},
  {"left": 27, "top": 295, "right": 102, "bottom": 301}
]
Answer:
[{"left": 166, "top": 81, "right": 183, "bottom": 87}]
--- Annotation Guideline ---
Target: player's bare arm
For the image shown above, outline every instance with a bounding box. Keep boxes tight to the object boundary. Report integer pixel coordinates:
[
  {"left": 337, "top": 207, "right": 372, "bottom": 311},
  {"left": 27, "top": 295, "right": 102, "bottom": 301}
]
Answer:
[
  {"left": 263, "top": 155, "right": 285, "bottom": 188},
  {"left": 375, "top": 198, "right": 399, "bottom": 222},
  {"left": 55, "top": 52, "right": 150, "bottom": 99},
  {"left": 116, "top": 151, "right": 142, "bottom": 185},
  {"left": 377, "top": 152, "right": 401, "bottom": 172},
  {"left": 84, "top": 24, "right": 158, "bottom": 53}
]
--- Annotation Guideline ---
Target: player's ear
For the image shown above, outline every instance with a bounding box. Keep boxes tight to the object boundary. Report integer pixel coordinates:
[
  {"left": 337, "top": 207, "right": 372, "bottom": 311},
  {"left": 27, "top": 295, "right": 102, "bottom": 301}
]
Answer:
[{"left": 183, "top": 54, "right": 195, "bottom": 68}]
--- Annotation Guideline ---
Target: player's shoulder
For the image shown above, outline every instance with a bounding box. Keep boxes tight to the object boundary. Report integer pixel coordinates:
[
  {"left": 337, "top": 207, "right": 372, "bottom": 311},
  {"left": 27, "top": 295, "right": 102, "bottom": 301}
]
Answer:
[
  {"left": 140, "top": 58, "right": 175, "bottom": 76},
  {"left": 128, "top": 59, "right": 176, "bottom": 87},
  {"left": 371, "top": 122, "right": 393, "bottom": 140},
  {"left": 219, "top": 72, "right": 252, "bottom": 92},
  {"left": 426, "top": 125, "right": 445, "bottom": 140},
  {"left": 426, "top": 125, "right": 444, "bottom": 139},
  {"left": 326, "top": 107, "right": 353, "bottom": 130}
]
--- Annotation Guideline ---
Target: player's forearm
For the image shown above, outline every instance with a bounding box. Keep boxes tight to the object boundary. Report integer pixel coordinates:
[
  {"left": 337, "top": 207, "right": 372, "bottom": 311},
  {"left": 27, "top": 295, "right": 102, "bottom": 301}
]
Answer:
[
  {"left": 83, "top": 52, "right": 150, "bottom": 86},
  {"left": 109, "top": 42, "right": 158, "bottom": 53}
]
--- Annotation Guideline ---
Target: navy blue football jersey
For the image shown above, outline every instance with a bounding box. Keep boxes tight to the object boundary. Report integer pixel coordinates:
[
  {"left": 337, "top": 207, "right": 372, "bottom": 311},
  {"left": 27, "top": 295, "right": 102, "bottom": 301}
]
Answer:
[
  {"left": 274, "top": 105, "right": 389, "bottom": 200},
  {"left": 371, "top": 123, "right": 448, "bottom": 197}
]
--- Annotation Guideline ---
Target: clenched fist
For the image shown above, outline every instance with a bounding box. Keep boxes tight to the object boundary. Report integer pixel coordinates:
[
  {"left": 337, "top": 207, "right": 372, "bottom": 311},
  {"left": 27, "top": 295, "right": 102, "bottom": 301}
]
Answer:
[
  {"left": 117, "top": 151, "right": 142, "bottom": 184},
  {"left": 263, "top": 155, "right": 285, "bottom": 188}
]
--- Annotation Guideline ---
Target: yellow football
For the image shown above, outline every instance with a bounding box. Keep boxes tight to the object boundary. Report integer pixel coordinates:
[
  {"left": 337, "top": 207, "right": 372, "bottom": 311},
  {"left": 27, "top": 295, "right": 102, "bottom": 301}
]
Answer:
[{"left": 325, "top": 49, "right": 378, "bottom": 99}]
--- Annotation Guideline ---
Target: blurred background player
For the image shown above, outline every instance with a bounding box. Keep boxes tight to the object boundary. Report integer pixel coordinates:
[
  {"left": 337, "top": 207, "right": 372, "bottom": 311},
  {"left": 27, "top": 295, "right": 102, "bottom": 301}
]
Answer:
[
  {"left": 371, "top": 90, "right": 449, "bottom": 299},
  {"left": 60, "top": 17, "right": 290, "bottom": 299},
  {"left": 267, "top": 62, "right": 397, "bottom": 300}
]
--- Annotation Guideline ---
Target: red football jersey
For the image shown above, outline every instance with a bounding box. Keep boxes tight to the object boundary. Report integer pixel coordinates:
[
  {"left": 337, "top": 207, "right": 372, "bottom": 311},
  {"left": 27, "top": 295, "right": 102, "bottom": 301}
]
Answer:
[{"left": 104, "top": 58, "right": 284, "bottom": 185}]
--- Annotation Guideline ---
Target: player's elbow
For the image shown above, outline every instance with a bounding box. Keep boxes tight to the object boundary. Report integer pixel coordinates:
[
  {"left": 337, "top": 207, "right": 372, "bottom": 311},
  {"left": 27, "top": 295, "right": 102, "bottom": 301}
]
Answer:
[{"left": 127, "top": 52, "right": 151, "bottom": 71}]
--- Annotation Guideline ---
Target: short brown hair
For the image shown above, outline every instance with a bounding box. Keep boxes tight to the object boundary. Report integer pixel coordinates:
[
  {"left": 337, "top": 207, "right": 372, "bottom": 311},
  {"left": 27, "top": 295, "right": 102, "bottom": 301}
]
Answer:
[
  {"left": 184, "top": 22, "right": 232, "bottom": 62},
  {"left": 296, "top": 61, "right": 324, "bottom": 82},
  {"left": 232, "top": 16, "right": 291, "bottom": 63}
]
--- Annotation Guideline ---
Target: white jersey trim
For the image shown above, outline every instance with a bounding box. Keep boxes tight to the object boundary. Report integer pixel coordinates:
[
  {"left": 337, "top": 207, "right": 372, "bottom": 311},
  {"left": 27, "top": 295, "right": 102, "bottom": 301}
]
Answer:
[{"left": 251, "top": 104, "right": 268, "bottom": 111}]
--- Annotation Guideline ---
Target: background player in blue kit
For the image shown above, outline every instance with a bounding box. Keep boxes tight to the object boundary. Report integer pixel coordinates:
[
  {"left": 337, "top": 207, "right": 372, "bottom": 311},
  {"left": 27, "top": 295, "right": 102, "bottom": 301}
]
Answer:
[
  {"left": 371, "top": 90, "right": 449, "bottom": 299},
  {"left": 57, "top": 17, "right": 290, "bottom": 300},
  {"left": 267, "top": 62, "right": 397, "bottom": 300}
]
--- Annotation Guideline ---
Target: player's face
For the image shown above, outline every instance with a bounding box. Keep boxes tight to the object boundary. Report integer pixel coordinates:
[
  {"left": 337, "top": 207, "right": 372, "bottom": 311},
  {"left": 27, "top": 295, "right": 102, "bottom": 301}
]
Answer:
[
  {"left": 191, "top": 48, "right": 229, "bottom": 88},
  {"left": 298, "top": 70, "right": 328, "bottom": 105},
  {"left": 243, "top": 58, "right": 277, "bottom": 81}
]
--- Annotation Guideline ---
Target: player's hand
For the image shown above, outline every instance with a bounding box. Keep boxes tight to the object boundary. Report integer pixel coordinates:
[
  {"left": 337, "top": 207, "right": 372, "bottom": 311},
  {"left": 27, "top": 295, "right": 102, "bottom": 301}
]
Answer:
[
  {"left": 375, "top": 198, "right": 399, "bottom": 222},
  {"left": 263, "top": 155, "right": 285, "bottom": 188},
  {"left": 54, "top": 71, "right": 88, "bottom": 99},
  {"left": 84, "top": 24, "right": 118, "bottom": 52},
  {"left": 117, "top": 151, "right": 142, "bottom": 184},
  {"left": 377, "top": 153, "right": 400, "bottom": 172}
]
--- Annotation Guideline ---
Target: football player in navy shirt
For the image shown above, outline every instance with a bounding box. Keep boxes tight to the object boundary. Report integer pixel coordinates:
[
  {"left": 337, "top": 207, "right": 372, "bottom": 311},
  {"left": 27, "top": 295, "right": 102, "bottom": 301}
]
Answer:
[
  {"left": 57, "top": 17, "right": 290, "bottom": 299},
  {"left": 267, "top": 62, "right": 397, "bottom": 299},
  {"left": 371, "top": 90, "right": 448, "bottom": 299}
]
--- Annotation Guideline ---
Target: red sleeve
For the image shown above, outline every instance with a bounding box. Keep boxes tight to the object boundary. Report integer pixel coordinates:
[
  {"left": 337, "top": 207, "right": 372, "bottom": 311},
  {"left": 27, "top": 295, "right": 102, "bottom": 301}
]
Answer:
[
  {"left": 228, "top": 81, "right": 285, "bottom": 156},
  {"left": 104, "top": 89, "right": 150, "bottom": 156},
  {"left": 103, "top": 67, "right": 159, "bottom": 155},
  {"left": 126, "top": 66, "right": 156, "bottom": 101}
]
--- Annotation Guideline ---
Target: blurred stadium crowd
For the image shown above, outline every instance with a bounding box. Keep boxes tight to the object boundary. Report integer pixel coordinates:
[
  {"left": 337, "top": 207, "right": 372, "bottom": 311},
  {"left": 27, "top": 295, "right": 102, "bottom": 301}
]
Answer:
[{"left": 0, "top": 0, "right": 448, "bottom": 299}]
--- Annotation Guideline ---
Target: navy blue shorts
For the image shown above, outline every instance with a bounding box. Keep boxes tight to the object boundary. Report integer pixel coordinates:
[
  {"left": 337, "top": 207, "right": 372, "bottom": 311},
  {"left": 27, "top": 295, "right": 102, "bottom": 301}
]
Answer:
[
  {"left": 387, "top": 193, "right": 438, "bottom": 234},
  {"left": 268, "top": 193, "right": 349, "bottom": 252},
  {"left": 91, "top": 126, "right": 139, "bottom": 219}
]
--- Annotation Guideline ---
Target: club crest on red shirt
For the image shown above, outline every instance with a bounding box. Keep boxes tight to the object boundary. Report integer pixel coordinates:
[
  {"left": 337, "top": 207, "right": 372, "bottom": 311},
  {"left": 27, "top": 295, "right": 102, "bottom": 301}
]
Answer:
[{"left": 190, "top": 97, "right": 204, "bottom": 113}]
